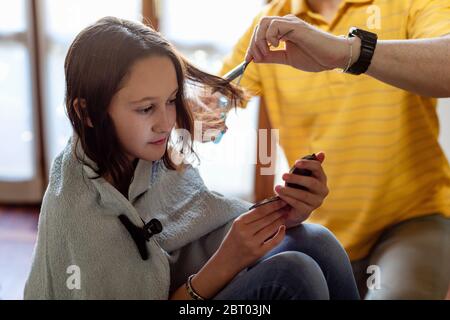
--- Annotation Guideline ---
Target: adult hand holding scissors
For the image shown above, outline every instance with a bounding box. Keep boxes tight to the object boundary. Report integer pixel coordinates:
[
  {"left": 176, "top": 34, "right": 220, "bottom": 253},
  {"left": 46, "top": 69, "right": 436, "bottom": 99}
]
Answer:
[{"left": 245, "top": 14, "right": 357, "bottom": 72}]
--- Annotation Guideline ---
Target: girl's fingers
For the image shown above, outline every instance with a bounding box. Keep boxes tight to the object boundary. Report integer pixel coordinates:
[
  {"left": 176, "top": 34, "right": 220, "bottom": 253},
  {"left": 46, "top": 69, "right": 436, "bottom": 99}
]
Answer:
[
  {"left": 254, "top": 215, "right": 286, "bottom": 244},
  {"left": 242, "top": 199, "right": 287, "bottom": 224},
  {"left": 276, "top": 185, "right": 322, "bottom": 207},
  {"left": 293, "top": 157, "right": 327, "bottom": 184},
  {"left": 281, "top": 174, "right": 323, "bottom": 195},
  {"left": 275, "top": 192, "right": 314, "bottom": 214},
  {"left": 248, "top": 209, "right": 287, "bottom": 235},
  {"left": 261, "top": 225, "right": 286, "bottom": 252},
  {"left": 315, "top": 151, "right": 326, "bottom": 163}
]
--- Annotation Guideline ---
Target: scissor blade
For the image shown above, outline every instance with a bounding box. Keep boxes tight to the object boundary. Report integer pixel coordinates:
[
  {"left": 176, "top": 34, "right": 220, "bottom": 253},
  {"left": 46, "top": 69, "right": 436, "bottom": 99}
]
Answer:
[{"left": 223, "top": 61, "right": 251, "bottom": 82}]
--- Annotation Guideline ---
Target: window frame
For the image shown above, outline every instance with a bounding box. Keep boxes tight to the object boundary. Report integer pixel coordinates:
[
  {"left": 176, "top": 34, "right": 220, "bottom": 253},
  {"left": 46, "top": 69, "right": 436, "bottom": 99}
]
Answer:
[{"left": 0, "top": 1, "right": 44, "bottom": 203}]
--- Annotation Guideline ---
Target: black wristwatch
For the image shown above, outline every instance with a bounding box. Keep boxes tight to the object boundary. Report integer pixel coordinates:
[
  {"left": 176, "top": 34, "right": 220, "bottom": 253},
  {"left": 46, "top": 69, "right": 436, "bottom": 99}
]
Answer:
[{"left": 345, "top": 27, "right": 378, "bottom": 75}]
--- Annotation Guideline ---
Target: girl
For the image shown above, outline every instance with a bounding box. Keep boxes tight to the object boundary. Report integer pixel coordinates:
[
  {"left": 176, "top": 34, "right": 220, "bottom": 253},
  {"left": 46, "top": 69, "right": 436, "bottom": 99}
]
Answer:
[{"left": 24, "top": 17, "right": 359, "bottom": 300}]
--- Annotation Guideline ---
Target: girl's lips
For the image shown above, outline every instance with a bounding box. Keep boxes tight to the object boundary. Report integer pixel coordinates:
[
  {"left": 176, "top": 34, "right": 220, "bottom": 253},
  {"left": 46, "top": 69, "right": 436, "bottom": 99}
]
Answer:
[{"left": 149, "top": 137, "right": 167, "bottom": 145}]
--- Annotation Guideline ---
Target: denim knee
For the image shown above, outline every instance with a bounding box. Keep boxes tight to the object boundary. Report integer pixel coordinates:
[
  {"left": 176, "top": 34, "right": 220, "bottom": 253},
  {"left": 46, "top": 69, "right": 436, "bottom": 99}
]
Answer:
[
  {"left": 259, "top": 251, "right": 330, "bottom": 300},
  {"left": 282, "top": 224, "right": 351, "bottom": 266},
  {"left": 268, "top": 224, "right": 359, "bottom": 300},
  {"left": 287, "top": 224, "right": 345, "bottom": 253}
]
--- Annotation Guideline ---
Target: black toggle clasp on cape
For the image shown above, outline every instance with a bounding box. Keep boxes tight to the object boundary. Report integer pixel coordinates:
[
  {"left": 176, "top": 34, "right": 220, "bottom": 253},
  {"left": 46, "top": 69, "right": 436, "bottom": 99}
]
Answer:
[{"left": 118, "top": 214, "right": 163, "bottom": 260}]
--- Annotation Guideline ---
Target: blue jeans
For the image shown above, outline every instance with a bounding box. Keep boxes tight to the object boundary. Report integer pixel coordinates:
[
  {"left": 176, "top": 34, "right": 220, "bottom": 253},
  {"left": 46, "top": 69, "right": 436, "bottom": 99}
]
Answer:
[{"left": 213, "top": 224, "right": 360, "bottom": 300}]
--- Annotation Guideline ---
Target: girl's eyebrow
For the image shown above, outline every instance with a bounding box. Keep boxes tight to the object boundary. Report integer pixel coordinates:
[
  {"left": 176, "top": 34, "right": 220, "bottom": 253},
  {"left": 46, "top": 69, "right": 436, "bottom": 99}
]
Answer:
[{"left": 130, "top": 88, "right": 178, "bottom": 104}]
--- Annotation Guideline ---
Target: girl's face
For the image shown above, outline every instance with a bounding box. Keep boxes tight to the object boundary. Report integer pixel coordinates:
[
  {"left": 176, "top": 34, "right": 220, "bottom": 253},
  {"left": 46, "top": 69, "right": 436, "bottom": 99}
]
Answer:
[{"left": 108, "top": 55, "right": 178, "bottom": 163}]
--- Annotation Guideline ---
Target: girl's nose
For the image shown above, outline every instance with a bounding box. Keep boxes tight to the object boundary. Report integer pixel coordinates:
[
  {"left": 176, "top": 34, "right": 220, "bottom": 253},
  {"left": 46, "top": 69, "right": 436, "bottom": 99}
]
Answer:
[{"left": 153, "top": 109, "right": 172, "bottom": 133}]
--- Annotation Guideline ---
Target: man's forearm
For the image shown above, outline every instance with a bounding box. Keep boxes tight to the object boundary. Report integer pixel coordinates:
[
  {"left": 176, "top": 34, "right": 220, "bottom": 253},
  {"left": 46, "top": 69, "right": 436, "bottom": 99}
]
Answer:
[{"left": 364, "top": 36, "right": 450, "bottom": 98}]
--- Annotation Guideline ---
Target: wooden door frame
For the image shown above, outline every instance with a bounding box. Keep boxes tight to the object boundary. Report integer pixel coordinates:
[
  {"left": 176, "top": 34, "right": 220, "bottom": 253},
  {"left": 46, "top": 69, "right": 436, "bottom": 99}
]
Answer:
[{"left": 142, "top": 0, "right": 160, "bottom": 30}]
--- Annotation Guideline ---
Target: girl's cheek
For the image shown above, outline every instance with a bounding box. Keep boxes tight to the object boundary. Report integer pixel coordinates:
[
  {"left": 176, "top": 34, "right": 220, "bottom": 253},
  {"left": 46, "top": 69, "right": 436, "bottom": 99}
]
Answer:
[{"left": 170, "top": 105, "right": 177, "bottom": 120}]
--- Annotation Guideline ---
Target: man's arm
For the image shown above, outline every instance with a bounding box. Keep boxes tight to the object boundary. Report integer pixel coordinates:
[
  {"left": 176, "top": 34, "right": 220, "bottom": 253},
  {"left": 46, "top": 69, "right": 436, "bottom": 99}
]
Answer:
[
  {"left": 364, "top": 36, "right": 450, "bottom": 98},
  {"left": 245, "top": 15, "right": 450, "bottom": 98}
]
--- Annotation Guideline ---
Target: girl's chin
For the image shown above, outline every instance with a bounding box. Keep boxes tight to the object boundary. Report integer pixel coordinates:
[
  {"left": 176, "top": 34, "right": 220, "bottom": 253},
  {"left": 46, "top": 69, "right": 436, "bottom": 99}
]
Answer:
[
  {"left": 126, "top": 142, "right": 169, "bottom": 163},
  {"left": 137, "top": 147, "right": 166, "bottom": 162}
]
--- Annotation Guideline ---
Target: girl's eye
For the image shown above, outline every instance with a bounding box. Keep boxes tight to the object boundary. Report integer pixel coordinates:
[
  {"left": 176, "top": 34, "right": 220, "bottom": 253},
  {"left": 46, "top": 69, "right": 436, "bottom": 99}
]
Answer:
[
  {"left": 138, "top": 105, "right": 154, "bottom": 114},
  {"left": 167, "top": 98, "right": 177, "bottom": 106}
]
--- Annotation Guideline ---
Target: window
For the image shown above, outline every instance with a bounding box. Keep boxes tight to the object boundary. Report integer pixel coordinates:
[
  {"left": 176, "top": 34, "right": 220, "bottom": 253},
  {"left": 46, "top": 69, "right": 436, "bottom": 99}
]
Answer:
[
  {"left": 0, "top": 0, "right": 143, "bottom": 202},
  {"left": 0, "top": 0, "right": 290, "bottom": 203},
  {"left": 0, "top": 0, "right": 35, "bottom": 181},
  {"left": 159, "top": 0, "right": 266, "bottom": 200},
  {"left": 41, "top": 0, "right": 143, "bottom": 169}
]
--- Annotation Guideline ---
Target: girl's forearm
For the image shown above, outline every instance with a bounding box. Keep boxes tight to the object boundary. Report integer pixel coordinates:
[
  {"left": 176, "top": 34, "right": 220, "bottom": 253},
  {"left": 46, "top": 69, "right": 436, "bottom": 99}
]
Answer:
[{"left": 169, "top": 251, "right": 241, "bottom": 300}]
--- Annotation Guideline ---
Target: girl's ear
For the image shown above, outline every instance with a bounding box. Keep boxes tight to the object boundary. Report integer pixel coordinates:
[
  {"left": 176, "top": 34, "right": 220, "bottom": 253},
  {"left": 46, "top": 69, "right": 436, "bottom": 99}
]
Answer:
[{"left": 73, "top": 98, "right": 94, "bottom": 128}]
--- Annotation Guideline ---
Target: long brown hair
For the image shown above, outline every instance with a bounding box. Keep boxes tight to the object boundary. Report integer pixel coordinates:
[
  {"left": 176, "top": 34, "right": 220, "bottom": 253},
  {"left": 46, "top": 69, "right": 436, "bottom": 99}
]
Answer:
[{"left": 65, "top": 16, "right": 246, "bottom": 196}]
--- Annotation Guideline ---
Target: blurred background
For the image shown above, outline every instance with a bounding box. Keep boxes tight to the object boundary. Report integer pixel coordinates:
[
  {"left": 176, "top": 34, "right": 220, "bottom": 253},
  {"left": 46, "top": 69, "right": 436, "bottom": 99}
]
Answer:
[{"left": 0, "top": 0, "right": 449, "bottom": 299}]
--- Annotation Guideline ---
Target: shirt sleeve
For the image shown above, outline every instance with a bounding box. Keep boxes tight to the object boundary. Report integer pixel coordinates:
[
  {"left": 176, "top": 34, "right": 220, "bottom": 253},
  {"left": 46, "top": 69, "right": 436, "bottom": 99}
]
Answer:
[{"left": 407, "top": 0, "right": 450, "bottom": 39}]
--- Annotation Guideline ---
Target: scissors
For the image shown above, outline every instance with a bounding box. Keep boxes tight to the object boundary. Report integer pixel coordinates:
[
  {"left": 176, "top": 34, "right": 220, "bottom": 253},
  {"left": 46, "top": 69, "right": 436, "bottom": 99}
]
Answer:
[
  {"left": 212, "top": 60, "right": 252, "bottom": 144},
  {"left": 223, "top": 60, "right": 252, "bottom": 84}
]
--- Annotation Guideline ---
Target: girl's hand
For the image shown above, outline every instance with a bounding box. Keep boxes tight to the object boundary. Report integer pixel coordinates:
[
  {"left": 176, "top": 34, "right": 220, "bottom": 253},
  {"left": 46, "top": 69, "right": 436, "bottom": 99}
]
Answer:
[
  {"left": 215, "top": 199, "right": 288, "bottom": 275},
  {"left": 275, "top": 151, "right": 329, "bottom": 227}
]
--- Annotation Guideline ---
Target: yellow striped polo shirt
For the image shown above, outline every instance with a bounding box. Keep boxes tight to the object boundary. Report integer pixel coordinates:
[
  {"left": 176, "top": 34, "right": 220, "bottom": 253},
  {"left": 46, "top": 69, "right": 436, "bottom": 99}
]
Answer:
[{"left": 220, "top": 0, "right": 450, "bottom": 260}]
